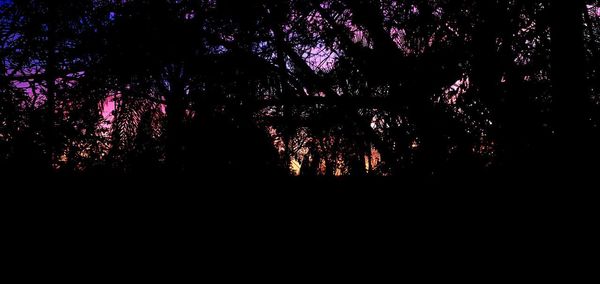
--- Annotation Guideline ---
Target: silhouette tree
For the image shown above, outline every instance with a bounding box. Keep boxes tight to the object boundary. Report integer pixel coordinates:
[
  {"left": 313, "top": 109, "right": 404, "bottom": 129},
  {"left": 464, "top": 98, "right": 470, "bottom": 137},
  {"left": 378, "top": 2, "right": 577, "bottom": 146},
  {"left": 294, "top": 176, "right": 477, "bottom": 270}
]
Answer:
[
  {"left": 549, "top": 0, "right": 593, "bottom": 176},
  {"left": 1, "top": 0, "right": 599, "bottom": 179}
]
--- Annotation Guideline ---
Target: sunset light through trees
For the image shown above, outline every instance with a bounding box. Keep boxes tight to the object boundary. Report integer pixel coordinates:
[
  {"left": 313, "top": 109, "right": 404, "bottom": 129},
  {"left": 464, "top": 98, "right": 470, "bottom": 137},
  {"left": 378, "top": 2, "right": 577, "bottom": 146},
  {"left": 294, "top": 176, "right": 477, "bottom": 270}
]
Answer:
[{"left": 1, "top": 0, "right": 599, "bottom": 180}]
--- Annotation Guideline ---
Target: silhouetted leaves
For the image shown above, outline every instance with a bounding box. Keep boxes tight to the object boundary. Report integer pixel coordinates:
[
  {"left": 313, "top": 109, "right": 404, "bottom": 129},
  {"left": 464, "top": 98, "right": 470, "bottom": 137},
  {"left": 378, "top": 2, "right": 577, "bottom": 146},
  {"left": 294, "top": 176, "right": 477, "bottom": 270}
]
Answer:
[{"left": 1, "top": 0, "right": 599, "bottom": 178}]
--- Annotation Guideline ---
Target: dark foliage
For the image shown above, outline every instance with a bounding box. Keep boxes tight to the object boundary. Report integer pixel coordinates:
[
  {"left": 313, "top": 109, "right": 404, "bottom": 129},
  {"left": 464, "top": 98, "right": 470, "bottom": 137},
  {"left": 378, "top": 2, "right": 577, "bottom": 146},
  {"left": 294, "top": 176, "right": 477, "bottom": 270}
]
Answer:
[{"left": 1, "top": 0, "right": 599, "bottom": 179}]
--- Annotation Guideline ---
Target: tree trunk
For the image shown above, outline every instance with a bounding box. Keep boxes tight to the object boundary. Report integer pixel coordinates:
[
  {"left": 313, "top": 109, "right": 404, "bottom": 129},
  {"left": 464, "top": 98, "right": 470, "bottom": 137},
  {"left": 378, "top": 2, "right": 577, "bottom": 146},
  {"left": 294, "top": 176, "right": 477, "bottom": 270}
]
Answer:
[
  {"left": 472, "top": 0, "right": 518, "bottom": 170},
  {"left": 274, "top": 26, "right": 293, "bottom": 174},
  {"left": 45, "top": 2, "right": 58, "bottom": 170},
  {"left": 550, "top": 0, "right": 589, "bottom": 174},
  {"left": 472, "top": 1, "right": 501, "bottom": 108},
  {"left": 166, "top": 80, "right": 186, "bottom": 173}
]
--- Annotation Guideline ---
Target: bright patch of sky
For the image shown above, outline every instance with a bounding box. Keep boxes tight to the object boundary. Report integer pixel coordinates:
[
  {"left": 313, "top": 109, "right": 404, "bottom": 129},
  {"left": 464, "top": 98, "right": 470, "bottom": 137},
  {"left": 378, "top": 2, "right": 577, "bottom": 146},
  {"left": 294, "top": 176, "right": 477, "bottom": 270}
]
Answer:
[{"left": 303, "top": 44, "right": 338, "bottom": 71}]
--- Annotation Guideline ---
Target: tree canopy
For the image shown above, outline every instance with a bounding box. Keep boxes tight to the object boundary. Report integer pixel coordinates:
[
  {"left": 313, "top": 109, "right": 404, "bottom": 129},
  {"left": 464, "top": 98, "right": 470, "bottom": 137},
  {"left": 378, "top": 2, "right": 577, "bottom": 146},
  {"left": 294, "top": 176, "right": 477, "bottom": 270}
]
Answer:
[{"left": 1, "top": 0, "right": 599, "bottom": 179}]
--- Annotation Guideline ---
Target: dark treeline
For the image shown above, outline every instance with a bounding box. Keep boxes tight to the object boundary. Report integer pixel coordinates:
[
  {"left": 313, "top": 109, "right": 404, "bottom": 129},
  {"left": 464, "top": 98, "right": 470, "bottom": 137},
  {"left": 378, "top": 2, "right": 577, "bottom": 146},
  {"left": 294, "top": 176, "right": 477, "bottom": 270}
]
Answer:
[{"left": 0, "top": 0, "right": 599, "bottom": 179}]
